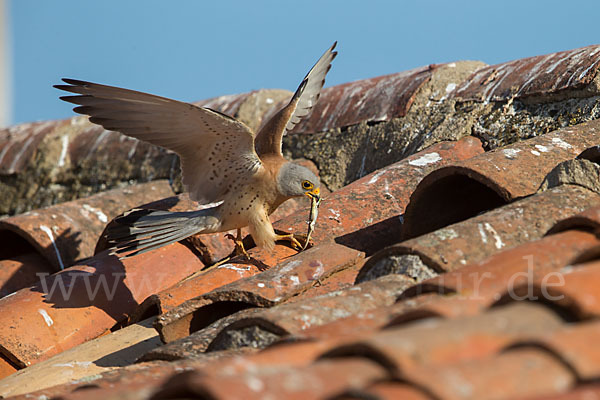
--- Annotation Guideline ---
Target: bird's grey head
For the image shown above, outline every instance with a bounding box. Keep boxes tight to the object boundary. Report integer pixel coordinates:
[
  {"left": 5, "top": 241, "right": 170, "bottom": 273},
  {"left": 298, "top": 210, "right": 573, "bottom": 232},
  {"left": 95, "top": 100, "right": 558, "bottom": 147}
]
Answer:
[{"left": 276, "top": 162, "right": 321, "bottom": 199}]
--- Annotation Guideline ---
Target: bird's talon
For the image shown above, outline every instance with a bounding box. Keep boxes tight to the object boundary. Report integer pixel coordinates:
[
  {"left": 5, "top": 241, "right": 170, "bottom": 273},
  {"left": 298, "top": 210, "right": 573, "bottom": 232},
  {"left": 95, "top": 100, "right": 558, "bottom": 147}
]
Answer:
[
  {"left": 275, "top": 233, "right": 310, "bottom": 252},
  {"left": 226, "top": 229, "right": 251, "bottom": 260}
]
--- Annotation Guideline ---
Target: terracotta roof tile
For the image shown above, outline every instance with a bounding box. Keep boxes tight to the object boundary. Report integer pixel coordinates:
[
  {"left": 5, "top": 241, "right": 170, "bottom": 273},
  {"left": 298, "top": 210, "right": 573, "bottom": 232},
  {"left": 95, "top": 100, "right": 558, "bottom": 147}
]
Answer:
[
  {"left": 319, "top": 302, "right": 563, "bottom": 374},
  {"left": 0, "top": 120, "right": 56, "bottom": 174},
  {"left": 0, "top": 253, "right": 53, "bottom": 298},
  {"left": 523, "top": 385, "right": 600, "bottom": 400},
  {"left": 394, "top": 230, "right": 600, "bottom": 321},
  {"left": 0, "top": 317, "right": 161, "bottom": 397},
  {"left": 502, "top": 260, "right": 600, "bottom": 320},
  {"left": 402, "top": 121, "right": 600, "bottom": 238},
  {"left": 549, "top": 204, "right": 600, "bottom": 236},
  {"left": 276, "top": 136, "right": 484, "bottom": 257},
  {"left": 506, "top": 320, "right": 600, "bottom": 382},
  {"left": 450, "top": 45, "right": 600, "bottom": 102},
  {"left": 341, "top": 381, "right": 432, "bottom": 400},
  {"left": 151, "top": 357, "right": 388, "bottom": 400},
  {"left": 3, "top": 44, "right": 600, "bottom": 400},
  {"left": 400, "top": 348, "right": 575, "bottom": 400},
  {"left": 286, "top": 65, "right": 436, "bottom": 134},
  {"left": 0, "top": 180, "right": 173, "bottom": 272},
  {"left": 358, "top": 184, "right": 600, "bottom": 279},
  {"left": 0, "top": 244, "right": 204, "bottom": 370},
  {"left": 206, "top": 274, "right": 413, "bottom": 352},
  {"left": 7, "top": 358, "right": 209, "bottom": 400},
  {"left": 155, "top": 243, "right": 364, "bottom": 343}
]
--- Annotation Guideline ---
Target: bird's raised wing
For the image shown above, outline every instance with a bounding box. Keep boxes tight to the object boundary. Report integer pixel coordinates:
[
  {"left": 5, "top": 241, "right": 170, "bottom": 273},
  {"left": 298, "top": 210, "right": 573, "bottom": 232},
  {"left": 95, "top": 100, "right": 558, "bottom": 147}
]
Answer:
[
  {"left": 254, "top": 42, "right": 337, "bottom": 157},
  {"left": 55, "top": 79, "right": 263, "bottom": 204}
]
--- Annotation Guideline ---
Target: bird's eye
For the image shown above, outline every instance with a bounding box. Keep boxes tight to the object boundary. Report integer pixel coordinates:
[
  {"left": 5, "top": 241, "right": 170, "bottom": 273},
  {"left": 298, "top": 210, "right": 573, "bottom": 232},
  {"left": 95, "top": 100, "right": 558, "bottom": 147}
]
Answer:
[{"left": 302, "top": 180, "right": 313, "bottom": 190}]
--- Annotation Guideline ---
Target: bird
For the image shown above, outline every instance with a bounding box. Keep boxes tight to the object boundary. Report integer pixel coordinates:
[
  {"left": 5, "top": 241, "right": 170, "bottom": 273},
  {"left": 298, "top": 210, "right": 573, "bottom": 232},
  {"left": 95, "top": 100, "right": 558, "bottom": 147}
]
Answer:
[{"left": 54, "top": 42, "right": 337, "bottom": 259}]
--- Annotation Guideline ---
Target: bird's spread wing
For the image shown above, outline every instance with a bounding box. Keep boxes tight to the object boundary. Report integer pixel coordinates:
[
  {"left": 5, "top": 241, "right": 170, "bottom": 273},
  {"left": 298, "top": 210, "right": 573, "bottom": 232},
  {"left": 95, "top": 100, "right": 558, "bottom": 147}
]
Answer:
[
  {"left": 55, "top": 79, "right": 264, "bottom": 204},
  {"left": 254, "top": 42, "right": 337, "bottom": 157}
]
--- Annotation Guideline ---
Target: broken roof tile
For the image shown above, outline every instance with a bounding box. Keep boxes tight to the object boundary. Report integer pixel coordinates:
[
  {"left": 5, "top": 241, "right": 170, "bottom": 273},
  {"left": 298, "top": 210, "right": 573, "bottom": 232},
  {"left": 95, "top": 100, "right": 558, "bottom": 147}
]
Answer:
[
  {"left": 155, "top": 243, "right": 364, "bottom": 343},
  {"left": 402, "top": 120, "right": 600, "bottom": 238},
  {"left": 451, "top": 44, "right": 600, "bottom": 102},
  {"left": 1, "top": 180, "right": 173, "bottom": 271},
  {"left": 358, "top": 184, "right": 600, "bottom": 279},
  {"left": 0, "top": 244, "right": 204, "bottom": 369}
]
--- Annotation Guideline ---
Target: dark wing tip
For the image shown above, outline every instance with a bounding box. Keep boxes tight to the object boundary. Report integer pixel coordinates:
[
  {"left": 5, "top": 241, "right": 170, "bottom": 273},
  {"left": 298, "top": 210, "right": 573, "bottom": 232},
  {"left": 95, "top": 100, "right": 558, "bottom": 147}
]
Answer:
[
  {"left": 59, "top": 95, "right": 91, "bottom": 105},
  {"left": 61, "top": 78, "right": 90, "bottom": 86},
  {"left": 331, "top": 41, "right": 338, "bottom": 50}
]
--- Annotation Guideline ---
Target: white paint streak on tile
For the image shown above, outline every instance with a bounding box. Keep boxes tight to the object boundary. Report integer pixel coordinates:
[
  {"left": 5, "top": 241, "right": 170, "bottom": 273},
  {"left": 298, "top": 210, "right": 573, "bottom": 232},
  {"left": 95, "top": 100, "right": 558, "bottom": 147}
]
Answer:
[
  {"left": 218, "top": 264, "right": 251, "bottom": 272},
  {"left": 477, "top": 223, "right": 488, "bottom": 244},
  {"left": 8, "top": 135, "right": 35, "bottom": 173},
  {"left": 127, "top": 139, "right": 139, "bottom": 159},
  {"left": 408, "top": 152, "right": 441, "bottom": 167},
  {"left": 58, "top": 135, "right": 69, "bottom": 167},
  {"left": 82, "top": 204, "right": 108, "bottom": 223},
  {"left": 368, "top": 169, "right": 387, "bottom": 184},
  {"left": 40, "top": 225, "right": 65, "bottom": 270},
  {"left": 551, "top": 137, "right": 573, "bottom": 149},
  {"left": 38, "top": 309, "right": 54, "bottom": 327},
  {"left": 502, "top": 148, "right": 521, "bottom": 159},
  {"left": 484, "top": 222, "right": 505, "bottom": 249}
]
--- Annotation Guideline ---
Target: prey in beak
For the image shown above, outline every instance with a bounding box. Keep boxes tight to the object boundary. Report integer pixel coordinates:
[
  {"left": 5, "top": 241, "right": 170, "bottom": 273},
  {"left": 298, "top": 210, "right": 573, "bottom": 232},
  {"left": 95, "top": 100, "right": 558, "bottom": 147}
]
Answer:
[{"left": 302, "top": 187, "right": 322, "bottom": 251}]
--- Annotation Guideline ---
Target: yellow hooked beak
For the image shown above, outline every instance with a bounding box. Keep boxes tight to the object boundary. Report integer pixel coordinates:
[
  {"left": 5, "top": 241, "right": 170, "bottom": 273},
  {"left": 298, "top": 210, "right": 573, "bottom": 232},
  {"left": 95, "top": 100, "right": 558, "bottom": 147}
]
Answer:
[{"left": 305, "top": 187, "right": 320, "bottom": 200}]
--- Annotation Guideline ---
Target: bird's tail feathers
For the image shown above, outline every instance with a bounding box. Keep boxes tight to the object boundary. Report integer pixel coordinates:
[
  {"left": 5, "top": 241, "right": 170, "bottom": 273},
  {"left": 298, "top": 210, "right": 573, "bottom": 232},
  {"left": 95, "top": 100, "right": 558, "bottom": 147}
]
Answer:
[{"left": 106, "top": 208, "right": 217, "bottom": 259}]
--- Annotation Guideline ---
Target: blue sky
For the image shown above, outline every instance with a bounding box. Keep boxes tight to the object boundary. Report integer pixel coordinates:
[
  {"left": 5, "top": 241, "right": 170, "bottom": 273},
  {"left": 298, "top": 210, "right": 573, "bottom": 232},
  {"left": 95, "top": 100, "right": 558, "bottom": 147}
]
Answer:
[{"left": 7, "top": 0, "right": 600, "bottom": 125}]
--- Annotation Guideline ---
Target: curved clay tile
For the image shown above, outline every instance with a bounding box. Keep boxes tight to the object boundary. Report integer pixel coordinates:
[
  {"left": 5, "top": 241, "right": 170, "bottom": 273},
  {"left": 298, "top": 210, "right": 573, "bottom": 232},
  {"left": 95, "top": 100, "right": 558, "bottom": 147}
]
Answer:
[
  {"left": 0, "top": 180, "right": 173, "bottom": 273},
  {"left": 402, "top": 120, "right": 600, "bottom": 239},
  {"left": 0, "top": 244, "right": 204, "bottom": 371},
  {"left": 450, "top": 44, "right": 600, "bottom": 102},
  {"left": 358, "top": 184, "right": 600, "bottom": 279},
  {"left": 548, "top": 204, "right": 600, "bottom": 237}
]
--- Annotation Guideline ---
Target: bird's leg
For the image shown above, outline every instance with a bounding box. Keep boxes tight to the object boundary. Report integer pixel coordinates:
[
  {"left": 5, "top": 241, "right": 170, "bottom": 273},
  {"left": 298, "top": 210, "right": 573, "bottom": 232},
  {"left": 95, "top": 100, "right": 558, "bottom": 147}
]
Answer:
[
  {"left": 275, "top": 233, "right": 310, "bottom": 251},
  {"left": 225, "top": 228, "right": 251, "bottom": 260}
]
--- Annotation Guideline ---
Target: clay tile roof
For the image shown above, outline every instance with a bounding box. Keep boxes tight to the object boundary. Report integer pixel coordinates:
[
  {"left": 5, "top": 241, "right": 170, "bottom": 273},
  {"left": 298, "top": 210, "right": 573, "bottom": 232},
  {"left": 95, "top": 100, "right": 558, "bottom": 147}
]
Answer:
[
  {"left": 450, "top": 44, "right": 600, "bottom": 102},
  {"left": 402, "top": 120, "right": 600, "bottom": 238},
  {"left": 358, "top": 183, "right": 600, "bottom": 278},
  {"left": 2, "top": 44, "right": 600, "bottom": 400}
]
